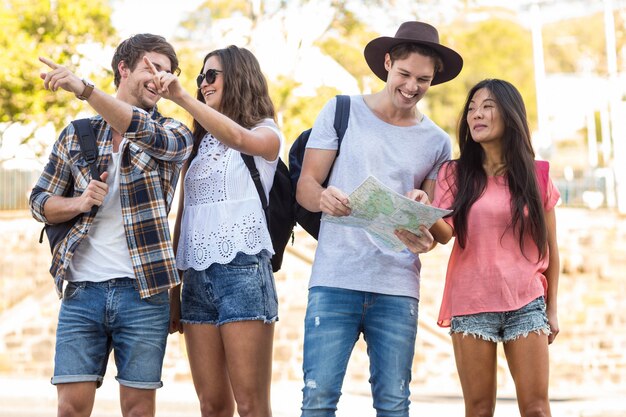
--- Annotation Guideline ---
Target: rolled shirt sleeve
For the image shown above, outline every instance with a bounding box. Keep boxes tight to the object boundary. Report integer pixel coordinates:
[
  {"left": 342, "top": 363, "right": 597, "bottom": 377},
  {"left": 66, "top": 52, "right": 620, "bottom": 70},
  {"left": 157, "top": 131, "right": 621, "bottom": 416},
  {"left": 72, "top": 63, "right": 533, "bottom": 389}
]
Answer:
[
  {"left": 125, "top": 107, "right": 193, "bottom": 162},
  {"left": 29, "top": 126, "right": 73, "bottom": 224}
]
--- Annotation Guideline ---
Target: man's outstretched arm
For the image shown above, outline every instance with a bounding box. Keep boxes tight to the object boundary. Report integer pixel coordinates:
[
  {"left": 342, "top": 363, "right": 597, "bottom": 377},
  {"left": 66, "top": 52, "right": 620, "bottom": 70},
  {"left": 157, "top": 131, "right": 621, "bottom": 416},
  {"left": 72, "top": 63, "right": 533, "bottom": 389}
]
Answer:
[{"left": 39, "top": 56, "right": 133, "bottom": 134}]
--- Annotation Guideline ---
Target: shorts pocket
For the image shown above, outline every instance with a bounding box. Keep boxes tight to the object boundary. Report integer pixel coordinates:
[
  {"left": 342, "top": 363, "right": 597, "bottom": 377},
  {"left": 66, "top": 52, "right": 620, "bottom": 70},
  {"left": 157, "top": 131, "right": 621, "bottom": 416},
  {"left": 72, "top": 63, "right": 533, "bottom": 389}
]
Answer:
[
  {"left": 264, "top": 258, "right": 279, "bottom": 305},
  {"left": 226, "top": 252, "right": 260, "bottom": 269}
]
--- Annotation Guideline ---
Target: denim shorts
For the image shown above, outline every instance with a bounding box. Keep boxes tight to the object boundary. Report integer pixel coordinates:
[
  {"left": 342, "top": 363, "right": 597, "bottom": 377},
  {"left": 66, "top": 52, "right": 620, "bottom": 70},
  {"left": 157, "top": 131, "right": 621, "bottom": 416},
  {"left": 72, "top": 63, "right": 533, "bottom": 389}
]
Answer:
[
  {"left": 181, "top": 250, "right": 278, "bottom": 326},
  {"left": 53, "top": 278, "right": 170, "bottom": 389},
  {"left": 450, "top": 296, "right": 550, "bottom": 343}
]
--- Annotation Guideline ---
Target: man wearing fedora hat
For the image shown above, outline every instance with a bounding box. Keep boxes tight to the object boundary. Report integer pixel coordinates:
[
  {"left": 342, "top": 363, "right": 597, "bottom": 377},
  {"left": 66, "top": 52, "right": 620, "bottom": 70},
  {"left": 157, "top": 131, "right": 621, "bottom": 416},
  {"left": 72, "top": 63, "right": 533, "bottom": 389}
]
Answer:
[{"left": 296, "top": 21, "right": 463, "bottom": 416}]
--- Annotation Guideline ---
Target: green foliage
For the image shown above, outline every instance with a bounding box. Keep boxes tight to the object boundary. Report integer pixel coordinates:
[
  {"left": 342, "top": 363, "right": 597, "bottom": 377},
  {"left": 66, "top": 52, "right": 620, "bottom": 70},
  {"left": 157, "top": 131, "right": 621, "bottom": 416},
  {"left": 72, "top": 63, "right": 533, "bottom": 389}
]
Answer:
[
  {"left": 1, "top": 0, "right": 115, "bottom": 153},
  {"left": 179, "top": 0, "right": 346, "bottom": 150},
  {"left": 200, "top": 0, "right": 254, "bottom": 20},
  {"left": 7, "top": 0, "right": 611, "bottom": 167},
  {"left": 317, "top": 9, "right": 384, "bottom": 93},
  {"left": 176, "top": 1, "right": 542, "bottom": 158},
  {"left": 543, "top": 10, "right": 626, "bottom": 75},
  {"left": 269, "top": 77, "right": 340, "bottom": 149}
]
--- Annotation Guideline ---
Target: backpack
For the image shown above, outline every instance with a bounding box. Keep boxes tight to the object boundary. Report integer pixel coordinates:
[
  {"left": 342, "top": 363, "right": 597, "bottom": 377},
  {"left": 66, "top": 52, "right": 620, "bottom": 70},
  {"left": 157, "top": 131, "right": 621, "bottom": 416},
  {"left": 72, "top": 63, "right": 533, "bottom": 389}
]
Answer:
[
  {"left": 38, "top": 118, "right": 100, "bottom": 253},
  {"left": 241, "top": 154, "right": 295, "bottom": 273},
  {"left": 240, "top": 95, "right": 351, "bottom": 271},
  {"left": 287, "top": 94, "right": 350, "bottom": 239}
]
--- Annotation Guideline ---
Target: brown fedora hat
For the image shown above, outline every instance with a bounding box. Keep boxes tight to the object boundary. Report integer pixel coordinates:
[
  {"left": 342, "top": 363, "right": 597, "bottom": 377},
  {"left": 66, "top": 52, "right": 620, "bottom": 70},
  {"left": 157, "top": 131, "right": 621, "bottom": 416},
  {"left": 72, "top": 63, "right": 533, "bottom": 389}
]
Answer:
[{"left": 364, "top": 21, "right": 463, "bottom": 85}]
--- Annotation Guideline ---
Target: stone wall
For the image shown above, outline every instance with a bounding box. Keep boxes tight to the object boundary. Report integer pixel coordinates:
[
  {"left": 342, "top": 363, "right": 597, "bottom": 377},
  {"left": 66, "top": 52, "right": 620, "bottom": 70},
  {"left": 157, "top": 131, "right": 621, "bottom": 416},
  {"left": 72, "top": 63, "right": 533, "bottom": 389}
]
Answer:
[{"left": 0, "top": 208, "right": 624, "bottom": 399}]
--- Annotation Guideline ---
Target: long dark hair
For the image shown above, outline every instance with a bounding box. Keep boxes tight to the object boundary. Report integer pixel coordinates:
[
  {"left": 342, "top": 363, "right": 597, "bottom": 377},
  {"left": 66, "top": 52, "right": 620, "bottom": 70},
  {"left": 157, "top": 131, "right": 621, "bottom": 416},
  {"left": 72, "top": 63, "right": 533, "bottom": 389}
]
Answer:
[
  {"left": 191, "top": 45, "right": 275, "bottom": 155},
  {"left": 448, "top": 79, "right": 547, "bottom": 259}
]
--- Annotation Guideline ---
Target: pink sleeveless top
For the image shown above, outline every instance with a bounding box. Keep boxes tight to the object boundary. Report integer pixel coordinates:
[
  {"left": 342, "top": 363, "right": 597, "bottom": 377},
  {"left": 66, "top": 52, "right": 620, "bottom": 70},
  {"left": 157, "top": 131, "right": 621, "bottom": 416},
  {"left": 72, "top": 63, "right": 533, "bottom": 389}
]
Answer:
[{"left": 432, "top": 161, "right": 560, "bottom": 327}]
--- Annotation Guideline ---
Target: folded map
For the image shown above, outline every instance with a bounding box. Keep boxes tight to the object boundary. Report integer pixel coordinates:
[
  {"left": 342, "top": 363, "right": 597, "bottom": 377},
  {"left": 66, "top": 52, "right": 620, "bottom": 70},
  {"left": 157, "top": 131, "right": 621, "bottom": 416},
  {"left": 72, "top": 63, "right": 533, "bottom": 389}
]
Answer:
[{"left": 323, "top": 175, "right": 452, "bottom": 251}]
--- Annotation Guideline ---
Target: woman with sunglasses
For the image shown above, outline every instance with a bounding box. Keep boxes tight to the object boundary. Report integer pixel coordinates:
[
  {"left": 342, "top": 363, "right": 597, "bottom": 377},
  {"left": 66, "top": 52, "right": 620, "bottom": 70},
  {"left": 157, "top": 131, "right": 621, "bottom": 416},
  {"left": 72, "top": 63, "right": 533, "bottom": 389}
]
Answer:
[{"left": 145, "top": 45, "right": 282, "bottom": 417}]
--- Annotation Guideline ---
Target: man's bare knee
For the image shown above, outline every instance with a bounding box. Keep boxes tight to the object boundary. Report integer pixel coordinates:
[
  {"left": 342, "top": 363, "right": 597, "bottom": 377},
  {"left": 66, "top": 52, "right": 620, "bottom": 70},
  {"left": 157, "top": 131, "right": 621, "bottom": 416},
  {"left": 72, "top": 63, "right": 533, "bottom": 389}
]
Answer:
[
  {"left": 120, "top": 386, "right": 156, "bottom": 417},
  {"left": 57, "top": 401, "right": 90, "bottom": 417},
  {"left": 57, "top": 382, "right": 96, "bottom": 417}
]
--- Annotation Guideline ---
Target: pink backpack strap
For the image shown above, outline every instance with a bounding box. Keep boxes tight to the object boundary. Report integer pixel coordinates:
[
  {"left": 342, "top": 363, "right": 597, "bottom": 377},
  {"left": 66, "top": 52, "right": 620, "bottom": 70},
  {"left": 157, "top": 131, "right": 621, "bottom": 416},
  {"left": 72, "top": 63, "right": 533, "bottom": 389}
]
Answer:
[{"left": 535, "top": 160, "right": 550, "bottom": 204}]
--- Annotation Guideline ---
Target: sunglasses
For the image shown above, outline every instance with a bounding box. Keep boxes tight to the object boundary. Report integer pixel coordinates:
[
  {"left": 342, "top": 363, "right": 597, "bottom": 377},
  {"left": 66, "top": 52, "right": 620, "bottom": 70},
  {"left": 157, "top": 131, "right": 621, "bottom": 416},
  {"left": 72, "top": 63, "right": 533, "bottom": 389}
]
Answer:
[{"left": 196, "top": 69, "right": 222, "bottom": 88}]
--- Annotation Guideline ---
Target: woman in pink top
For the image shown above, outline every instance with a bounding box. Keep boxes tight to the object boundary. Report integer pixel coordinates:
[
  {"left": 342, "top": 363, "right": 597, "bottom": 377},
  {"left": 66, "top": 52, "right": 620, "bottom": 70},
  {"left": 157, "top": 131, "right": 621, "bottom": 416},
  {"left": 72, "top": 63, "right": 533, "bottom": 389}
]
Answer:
[{"left": 429, "top": 79, "right": 559, "bottom": 416}]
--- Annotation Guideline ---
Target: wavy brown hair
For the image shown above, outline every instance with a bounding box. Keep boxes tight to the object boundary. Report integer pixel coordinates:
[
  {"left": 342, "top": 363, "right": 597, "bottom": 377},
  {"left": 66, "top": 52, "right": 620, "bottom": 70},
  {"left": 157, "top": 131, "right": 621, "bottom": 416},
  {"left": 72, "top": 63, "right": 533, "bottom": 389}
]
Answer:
[
  {"left": 191, "top": 45, "right": 275, "bottom": 155},
  {"left": 445, "top": 79, "right": 547, "bottom": 260}
]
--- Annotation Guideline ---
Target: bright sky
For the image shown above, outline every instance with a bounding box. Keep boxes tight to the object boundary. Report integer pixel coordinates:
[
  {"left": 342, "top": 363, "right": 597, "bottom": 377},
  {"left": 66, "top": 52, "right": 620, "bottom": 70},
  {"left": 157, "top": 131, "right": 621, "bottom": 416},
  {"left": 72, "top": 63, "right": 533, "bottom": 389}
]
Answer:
[
  {"left": 110, "top": 0, "right": 361, "bottom": 96},
  {"left": 3, "top": 0, "right": 620, "bottom": 170},
  {"left": 108, "top": 0, "right": 615, "bottom": 40},
  {"left": 111, "top": 0, "right": 204, "bottom": 39}
]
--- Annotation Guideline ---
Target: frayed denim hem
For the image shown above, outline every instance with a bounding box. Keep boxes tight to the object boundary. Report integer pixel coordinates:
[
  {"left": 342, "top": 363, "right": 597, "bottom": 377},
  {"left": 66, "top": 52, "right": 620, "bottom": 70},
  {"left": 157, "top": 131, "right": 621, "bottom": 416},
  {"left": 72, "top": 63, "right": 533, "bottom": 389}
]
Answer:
[
  {"left": 180, "top": 319, "right": 218, "bottom": 326},
  {"left": 218, "top": 315, "right": 279, "bottom": 326},
  {"left": 448, "top": 297, "right": 550, "bottom": 343},
  {"left": 181, "top": 315, "right": 278, "bottom": 327},
  {"left": 450, "top": 325, "right": 551, "bottom": 344},
  {"left": 503, "top": 326, "right": 550, "bottom": 343},
  {"left": 450, "top": 329, "right": 500, "bottom": 343}
]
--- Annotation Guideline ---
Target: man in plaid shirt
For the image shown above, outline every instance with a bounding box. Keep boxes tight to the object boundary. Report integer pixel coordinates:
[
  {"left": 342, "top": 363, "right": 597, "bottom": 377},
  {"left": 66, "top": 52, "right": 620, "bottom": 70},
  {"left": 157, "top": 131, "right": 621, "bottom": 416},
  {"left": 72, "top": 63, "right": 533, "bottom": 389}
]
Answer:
[{"left": 29, "top": 34, "right": 193, "bottom": 417}]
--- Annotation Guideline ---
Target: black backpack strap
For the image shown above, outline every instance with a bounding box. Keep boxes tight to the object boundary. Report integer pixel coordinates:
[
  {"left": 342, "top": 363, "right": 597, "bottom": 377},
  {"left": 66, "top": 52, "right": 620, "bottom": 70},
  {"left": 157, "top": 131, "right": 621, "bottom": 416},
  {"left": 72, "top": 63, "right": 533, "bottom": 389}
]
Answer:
[
  {"left": 71, "top": 118, "right": 100, "bottom": 216},
  {"left": 321, "top": 94, "right": 351, "bottom": 182},
  {"left": 241, "top": 153, "right": 271, "bottom": 236},
  {"left": 333, "top": 95, "right": 351, "bottom": 156},
  {"left": 241, "top": 154, "right": 269, "bottom": 210}
]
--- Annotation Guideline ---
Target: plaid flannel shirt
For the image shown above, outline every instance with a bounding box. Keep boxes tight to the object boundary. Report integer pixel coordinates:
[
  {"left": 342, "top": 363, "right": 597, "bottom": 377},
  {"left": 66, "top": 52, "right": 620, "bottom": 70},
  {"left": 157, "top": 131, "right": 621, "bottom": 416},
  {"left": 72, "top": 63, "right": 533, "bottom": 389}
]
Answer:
[{"left": 30, "top": 107, "right": 193, "bottom": 299}]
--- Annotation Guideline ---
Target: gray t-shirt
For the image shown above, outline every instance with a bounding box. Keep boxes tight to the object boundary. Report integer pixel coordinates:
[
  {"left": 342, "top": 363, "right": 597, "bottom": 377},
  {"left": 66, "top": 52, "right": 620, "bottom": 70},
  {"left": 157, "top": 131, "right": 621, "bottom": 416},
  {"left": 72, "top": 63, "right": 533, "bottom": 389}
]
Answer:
[{"left": 306, "top": 95, "right": 451, "bottom": 299}]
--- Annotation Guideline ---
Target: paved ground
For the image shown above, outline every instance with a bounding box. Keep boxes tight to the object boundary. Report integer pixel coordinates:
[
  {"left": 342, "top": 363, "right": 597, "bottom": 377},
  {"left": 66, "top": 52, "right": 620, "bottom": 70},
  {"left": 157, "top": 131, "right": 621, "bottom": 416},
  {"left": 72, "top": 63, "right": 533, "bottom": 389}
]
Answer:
[{"left": 1, "top": 376, "right": 625, "bottom": 416}]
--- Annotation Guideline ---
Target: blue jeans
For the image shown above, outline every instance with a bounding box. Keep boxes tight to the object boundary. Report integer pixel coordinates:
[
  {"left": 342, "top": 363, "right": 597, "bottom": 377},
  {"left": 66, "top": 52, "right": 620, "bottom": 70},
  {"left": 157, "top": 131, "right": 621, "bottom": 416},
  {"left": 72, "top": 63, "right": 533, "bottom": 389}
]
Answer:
[
  {"left": 301, "top": 286, "right": 419, "bottom": 417},
  {"left": 53, "top": 278, "right": 170, "bottom": 389}
]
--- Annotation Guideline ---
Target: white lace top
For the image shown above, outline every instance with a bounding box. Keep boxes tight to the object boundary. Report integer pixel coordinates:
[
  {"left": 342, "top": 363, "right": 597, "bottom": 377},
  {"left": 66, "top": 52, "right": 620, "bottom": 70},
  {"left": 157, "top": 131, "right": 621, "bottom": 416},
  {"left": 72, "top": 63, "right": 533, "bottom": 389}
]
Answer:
[{"left": 176, "top": 119, "right": 284, "bottom": 270}]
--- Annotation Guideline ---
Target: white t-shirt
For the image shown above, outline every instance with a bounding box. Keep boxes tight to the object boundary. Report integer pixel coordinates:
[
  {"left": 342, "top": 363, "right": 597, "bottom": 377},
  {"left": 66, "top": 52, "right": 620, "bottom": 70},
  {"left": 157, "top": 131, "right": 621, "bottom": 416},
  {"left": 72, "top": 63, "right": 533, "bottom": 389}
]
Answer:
[
  {"left": 67, "top": 140, "right": 135, "bottom": 282},
  {"left": 176, "top": 119, "right": 284, "bottom": 270},
  {"left": 306, "top": 96, "right": 452, "bottom": 299}
]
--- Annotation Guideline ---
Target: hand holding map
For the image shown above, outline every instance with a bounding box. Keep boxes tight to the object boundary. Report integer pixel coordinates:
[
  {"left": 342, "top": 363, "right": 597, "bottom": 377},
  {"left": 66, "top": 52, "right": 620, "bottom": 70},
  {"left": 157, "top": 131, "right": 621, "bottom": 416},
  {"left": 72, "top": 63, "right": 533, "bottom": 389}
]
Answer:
[{"left": 322, "top": 175, "right": 452, "bottom": 251}]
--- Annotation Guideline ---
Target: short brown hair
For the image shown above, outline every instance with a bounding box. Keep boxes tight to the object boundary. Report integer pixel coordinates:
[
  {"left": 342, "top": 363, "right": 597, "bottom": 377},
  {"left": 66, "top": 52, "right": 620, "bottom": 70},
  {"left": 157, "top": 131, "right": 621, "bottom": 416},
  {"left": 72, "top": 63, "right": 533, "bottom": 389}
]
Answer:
[
  {"left": 111, "top": 33, "right": 179, "bottom": 88},
  {"left": 389, "top": 43, "right": 444, "bottom": 75}
]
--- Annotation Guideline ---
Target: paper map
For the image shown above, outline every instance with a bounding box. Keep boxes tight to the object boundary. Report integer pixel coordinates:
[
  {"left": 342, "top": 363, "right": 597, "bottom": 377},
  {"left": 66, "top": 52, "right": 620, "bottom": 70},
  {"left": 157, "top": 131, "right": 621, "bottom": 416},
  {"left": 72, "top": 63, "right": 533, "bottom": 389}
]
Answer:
[{"left": 322, "top": 175, "right": 452, "bottom": 251}]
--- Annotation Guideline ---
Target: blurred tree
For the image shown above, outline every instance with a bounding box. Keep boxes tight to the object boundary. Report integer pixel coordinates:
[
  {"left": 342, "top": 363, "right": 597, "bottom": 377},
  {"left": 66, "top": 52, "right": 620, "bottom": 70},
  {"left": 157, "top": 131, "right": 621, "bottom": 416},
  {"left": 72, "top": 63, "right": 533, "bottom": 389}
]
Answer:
[
  {"left": 175, "top": 0, "right": 391, "bottom": 150},
  {"left": 5, "top": 0, "right": 618, "bottom": 163},
  {"left": 269, "top": 77, "right": 341, "bottom": 143},
  {"left": 176, "top": 0, "right": 543, "bottom": 154},
  {"left": 543, "top": 10, "right": 626, "bottom": 75},
  {"left": 427, "top": 17, "right": 537, "bottom": 151},
  {"left": 0, "top": 0, "right": 116, "bottom": 160},
  {"left": 316, "top": 7, "right": 384, "bottom": 94}
]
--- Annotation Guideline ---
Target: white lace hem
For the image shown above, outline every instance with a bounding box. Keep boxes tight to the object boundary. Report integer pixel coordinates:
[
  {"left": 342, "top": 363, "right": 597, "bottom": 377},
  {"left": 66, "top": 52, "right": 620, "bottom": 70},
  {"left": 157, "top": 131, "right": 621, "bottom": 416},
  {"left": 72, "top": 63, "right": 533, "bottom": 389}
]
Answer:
[{"left": 176, "top": 199, "right": 274, "bottom": 270}]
